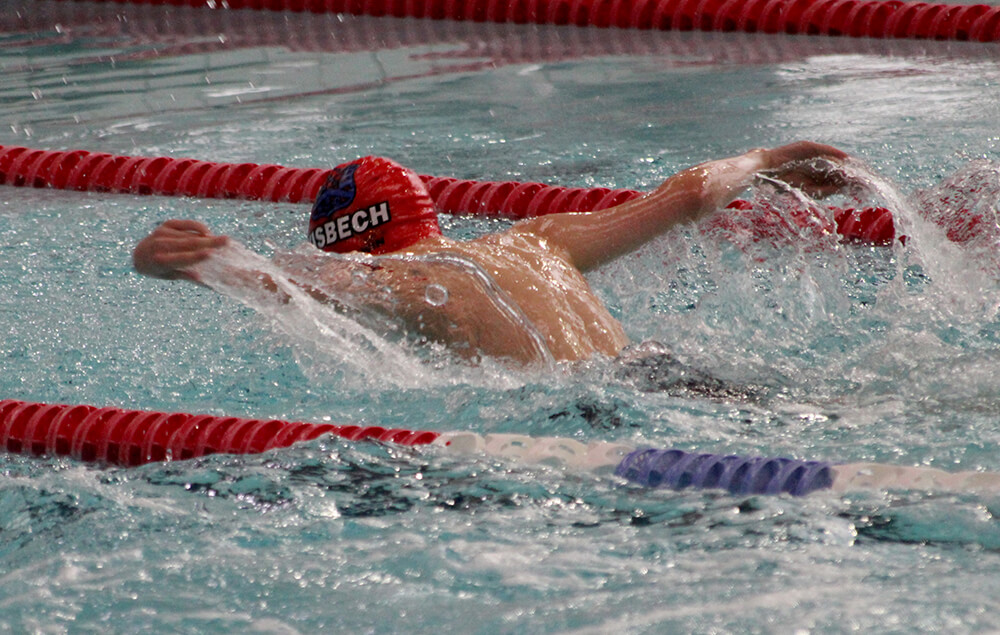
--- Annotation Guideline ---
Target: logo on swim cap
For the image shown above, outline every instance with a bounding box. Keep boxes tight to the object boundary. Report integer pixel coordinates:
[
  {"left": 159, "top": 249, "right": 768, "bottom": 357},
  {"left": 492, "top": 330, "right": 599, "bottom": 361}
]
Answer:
[
  {"left": 310, "top": 163, "right": 358, "bottom": 222},
  {"left": 308, "top": 156, "right": 441, "bottom": 255}
]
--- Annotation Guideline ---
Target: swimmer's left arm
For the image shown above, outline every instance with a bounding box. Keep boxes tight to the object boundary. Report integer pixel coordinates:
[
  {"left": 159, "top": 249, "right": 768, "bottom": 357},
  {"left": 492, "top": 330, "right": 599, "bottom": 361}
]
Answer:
[{"left": 516, "top": 141, "right": 849, "bottom": 271}]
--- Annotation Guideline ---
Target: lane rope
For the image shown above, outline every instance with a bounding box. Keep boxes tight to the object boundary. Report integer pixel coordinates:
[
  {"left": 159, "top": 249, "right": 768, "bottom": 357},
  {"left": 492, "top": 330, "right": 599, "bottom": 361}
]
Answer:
[
  {"left": 3, "top": 399, "right": 998, "bottom": 495},
  {"left": 0, "top": 144, "right": 638, "bottom": 218},
  {"left": 52, "top": 0, "right": 1000, "bottom": 42},
  {"left": 0, "top": 144, "right": 899, "bottom": 244}
]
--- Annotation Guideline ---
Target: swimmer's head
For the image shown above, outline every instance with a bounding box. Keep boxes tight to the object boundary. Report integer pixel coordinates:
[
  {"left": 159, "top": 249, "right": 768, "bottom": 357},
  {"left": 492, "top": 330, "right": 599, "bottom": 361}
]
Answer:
[{"left": 308, "top": 156, "right": 441, "bottom": 255}]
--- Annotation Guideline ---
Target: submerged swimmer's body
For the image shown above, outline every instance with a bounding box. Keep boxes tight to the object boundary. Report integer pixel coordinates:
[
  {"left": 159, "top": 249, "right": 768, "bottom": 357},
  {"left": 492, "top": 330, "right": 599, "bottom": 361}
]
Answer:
[{"left": 133, "top": 142, "right": 849, "bottom": 365}]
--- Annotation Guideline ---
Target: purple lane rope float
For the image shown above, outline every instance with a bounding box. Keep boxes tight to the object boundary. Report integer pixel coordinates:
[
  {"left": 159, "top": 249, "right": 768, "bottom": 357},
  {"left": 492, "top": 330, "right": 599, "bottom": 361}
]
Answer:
[
  {"left": 3, "top": 398, "right": 999, "bottom": 495},
  {"left": 614, "top": 448, "right": 834, "bottom": 496},
  {"left": 53, "top": 0, "right": 1000, "bottom": 42}
]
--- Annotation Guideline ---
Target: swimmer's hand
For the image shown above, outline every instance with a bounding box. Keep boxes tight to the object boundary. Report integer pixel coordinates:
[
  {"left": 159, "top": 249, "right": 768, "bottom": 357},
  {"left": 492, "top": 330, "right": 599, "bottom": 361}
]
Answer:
[
  {"left": 132, "top": 219, "right": 229, "bottom": 282},
  {"left": 758, "top": 141, "right": 851, "bottom": 199}
]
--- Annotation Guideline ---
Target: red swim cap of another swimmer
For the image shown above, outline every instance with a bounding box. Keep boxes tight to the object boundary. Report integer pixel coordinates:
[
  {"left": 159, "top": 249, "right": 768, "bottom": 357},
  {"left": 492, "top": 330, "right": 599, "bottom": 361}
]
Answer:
[{"left": 308, "top": 156, "right": 441, "bottom": 255}]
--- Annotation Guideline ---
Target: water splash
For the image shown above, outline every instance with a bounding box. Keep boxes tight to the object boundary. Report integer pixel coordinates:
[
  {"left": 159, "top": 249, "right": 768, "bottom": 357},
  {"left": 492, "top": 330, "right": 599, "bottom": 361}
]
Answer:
[
  {"left": 840, "top": 159, "right": 1000, "bottom": 318},
  {"left": 193, "top": 242, "right": 431, "bottom": 389},
  {"left": 913, "top": 159, "right": 1000, "bottom": 281},
  {"left": 590, "top": 158, "right": 1000, "bottom": 412},
  {"left": 846, "top": 160, "right": 1000, "bottom": 413},
  {"left": 190, "top": 242, "right": 554, "bottom": 391}
]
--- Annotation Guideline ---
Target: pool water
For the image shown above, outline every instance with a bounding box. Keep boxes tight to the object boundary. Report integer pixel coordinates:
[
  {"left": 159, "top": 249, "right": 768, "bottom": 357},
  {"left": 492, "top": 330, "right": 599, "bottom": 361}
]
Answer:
[{"left": 3, "top": 2, "right": 1000, "bottom": 632}]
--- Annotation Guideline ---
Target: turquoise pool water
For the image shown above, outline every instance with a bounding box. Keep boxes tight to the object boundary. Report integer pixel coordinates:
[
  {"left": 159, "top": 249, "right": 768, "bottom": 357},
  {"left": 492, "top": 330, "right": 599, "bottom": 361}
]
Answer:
[{"left": 3, "top": 2, "right": 1000, "bottom": 632}]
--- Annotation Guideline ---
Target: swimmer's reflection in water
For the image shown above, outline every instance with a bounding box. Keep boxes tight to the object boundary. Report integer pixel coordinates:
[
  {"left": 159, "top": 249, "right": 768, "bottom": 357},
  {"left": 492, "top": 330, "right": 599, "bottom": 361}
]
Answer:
[{"left": 133, "top": 142, "right": 850, "bottom": 368}]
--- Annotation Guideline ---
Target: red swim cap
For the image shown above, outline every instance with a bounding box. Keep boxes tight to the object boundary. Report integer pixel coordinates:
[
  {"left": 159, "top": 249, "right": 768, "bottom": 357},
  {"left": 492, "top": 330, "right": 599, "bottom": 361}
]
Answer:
[{"left": 308, "top": 156, "right": 441, "bottom": 255}]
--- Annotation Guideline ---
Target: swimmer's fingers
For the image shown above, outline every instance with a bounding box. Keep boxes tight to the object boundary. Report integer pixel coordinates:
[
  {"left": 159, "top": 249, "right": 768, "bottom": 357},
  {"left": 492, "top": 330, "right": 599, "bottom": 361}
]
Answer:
[
  {"left": 133, "top": 240, "right": 228, "bottom": 280},
  {"left": 762, "top": 149, "right": 853, "bottom": 199},
  {"left": 765, "top": 141, "right": 849, "bottom": 167},
  {"left": 767, "top": 162, "right": 850, "bottom": 199},
  {"left": 157, "top": 218, "right": 216, "bottom": 235},
  {"left": 741, "top": 142, "right": 851, "bottom": 198},
  {"left": 152, "top": 240, "right": 228, "bottom": 281},
  {"left": 133, "top": 220, "right": 229, "bottom": 280}
]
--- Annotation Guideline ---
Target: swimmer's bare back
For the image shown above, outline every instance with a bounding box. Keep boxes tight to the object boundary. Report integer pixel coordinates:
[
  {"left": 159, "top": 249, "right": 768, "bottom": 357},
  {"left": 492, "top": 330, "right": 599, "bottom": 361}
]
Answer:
[
  {"left": 401, "top": 231, "right": 628, "bottom": 363},
  {"left": 254, "top": 233, "right": 626, "bottom": 365}
]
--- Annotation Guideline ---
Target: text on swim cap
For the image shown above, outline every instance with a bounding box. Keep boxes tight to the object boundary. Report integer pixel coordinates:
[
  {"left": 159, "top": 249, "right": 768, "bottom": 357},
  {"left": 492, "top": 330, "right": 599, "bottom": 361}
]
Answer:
[{"left": 309, "top": 201, "right": 390, "bottom": 249}]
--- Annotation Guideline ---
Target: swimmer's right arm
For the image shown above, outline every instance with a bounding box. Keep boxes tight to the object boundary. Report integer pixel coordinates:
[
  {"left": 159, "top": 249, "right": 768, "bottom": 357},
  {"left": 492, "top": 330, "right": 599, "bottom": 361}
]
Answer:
[{"left": 133, "top": 219, "right": 229, "bottom": 282}]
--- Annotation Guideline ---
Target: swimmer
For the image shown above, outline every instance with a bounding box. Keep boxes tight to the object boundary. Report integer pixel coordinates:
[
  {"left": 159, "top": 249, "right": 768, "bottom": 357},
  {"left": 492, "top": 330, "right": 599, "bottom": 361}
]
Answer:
[{"left": 133, "top": 141, "right": 848, "bottom": 365}]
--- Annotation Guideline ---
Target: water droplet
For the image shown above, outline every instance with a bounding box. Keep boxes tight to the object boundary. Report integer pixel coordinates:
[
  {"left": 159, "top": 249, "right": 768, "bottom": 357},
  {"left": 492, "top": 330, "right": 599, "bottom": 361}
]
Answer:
[{"left": 424, "top": 284, "right": 448, "bottom": 307}]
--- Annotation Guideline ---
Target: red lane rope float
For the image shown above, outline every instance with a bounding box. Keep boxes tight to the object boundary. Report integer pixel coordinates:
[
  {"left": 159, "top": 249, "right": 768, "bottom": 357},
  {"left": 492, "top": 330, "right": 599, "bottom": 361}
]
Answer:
[
  {"left": 0, "top": 144, "right": 898, "bottom": 243},
  {"left": 0, "top": 399, "right": 440, "bottom": 467},
  {"left": 56, "top": 0, "right": 1000, "bottom": 42},
  {"left": 713, "top": 199, "right": 898, "bottom": 246},
  {"left": 0, "top": 144, "right": 639, "bottom": 219}
]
